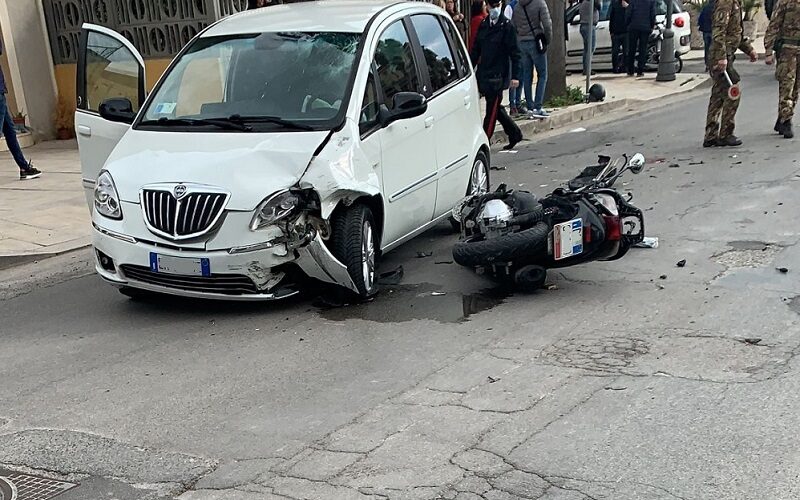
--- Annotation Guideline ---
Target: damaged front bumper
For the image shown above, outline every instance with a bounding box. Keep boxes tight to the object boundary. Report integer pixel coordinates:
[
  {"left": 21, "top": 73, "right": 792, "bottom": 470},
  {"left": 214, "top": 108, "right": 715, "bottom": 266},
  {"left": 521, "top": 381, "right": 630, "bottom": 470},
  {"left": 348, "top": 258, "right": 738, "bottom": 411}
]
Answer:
[{"left": 92, "top": 223, "right": 358, "bottom": 301}]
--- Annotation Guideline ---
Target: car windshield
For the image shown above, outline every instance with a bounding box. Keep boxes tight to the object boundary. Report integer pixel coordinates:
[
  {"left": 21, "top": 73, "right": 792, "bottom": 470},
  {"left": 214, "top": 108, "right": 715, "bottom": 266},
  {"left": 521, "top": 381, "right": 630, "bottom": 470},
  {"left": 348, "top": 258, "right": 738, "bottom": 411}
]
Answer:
[{"left": 139, "top": 32, "right": 361, "bottom": 132}]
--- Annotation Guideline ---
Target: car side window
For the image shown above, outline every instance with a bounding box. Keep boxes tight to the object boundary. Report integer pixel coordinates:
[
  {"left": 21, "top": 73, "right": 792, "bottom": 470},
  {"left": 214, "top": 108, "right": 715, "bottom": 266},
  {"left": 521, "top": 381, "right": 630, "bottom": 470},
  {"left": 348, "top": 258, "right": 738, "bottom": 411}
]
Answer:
[
  {"left": 440, "top": 16, "right": 470, "bottom": 78},
  {"left": 84, "top": 31, "right": 141, "bottom": 112},
  {"left": 374, "top": 20, "right": 420, "bottom": 109},
  {"left": 410, "top": 14, "right": 460, "bottom": 94},
  {"left": 360, "top": 73, "right": 380, "bottom": 135}
]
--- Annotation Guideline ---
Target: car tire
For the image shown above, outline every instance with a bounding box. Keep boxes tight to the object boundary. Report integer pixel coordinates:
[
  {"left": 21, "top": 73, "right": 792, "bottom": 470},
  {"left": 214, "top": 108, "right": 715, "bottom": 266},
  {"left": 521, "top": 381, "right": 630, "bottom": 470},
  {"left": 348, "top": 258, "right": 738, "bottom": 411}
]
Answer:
[
  {"left": 330, "top": 204, "right": 378, "bottom": 299},
  {"left": 450, "top": 151, "right": 490, "bottom": 233}
]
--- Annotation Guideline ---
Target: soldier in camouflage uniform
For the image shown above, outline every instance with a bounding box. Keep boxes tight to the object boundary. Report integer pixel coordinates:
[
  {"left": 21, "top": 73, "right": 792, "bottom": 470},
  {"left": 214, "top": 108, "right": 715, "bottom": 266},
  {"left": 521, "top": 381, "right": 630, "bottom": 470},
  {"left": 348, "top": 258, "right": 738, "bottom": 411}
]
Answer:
[
  {"left": 765, "top": 0, "right": 800, "bottom": 139},
  {"left": 703, "top": 0, "right": 758, "bottom": 148}
]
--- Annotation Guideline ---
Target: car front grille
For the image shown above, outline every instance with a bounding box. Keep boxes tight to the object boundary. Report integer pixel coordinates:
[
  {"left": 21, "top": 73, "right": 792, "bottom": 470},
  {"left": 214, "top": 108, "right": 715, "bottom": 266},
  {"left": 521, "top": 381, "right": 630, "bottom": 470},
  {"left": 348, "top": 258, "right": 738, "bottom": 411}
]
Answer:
[
  {"left": 142, "top": 189, "right": 227, "bottom": 240},
  {"left": 120, "top": 265, "right": 260, "bottom": 295}
]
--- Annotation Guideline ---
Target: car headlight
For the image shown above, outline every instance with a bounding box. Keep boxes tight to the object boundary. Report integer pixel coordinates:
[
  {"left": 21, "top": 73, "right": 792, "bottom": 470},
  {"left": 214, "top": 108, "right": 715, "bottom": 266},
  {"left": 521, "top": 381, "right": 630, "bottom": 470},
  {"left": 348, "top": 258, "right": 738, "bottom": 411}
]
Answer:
[
  {"left": 250, "top": 190, "right": 301, "bottom": 231},
  {"left": 94, "top": 171, "right": 122, "bottom": 220}
]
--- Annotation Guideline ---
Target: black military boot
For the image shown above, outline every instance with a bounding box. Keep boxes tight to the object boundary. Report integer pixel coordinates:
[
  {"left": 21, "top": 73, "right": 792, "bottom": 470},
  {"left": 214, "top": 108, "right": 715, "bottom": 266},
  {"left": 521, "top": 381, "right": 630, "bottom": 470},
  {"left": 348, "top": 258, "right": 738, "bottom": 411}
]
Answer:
[
  {"left": 775, "top": 118, "right": 782, "bottom": 133},
  {"left": 717, "top": 135, "right": 743, "bottom": 147},
  {"left": 777, "top": 120, "right": 794, "bottom": 139}
]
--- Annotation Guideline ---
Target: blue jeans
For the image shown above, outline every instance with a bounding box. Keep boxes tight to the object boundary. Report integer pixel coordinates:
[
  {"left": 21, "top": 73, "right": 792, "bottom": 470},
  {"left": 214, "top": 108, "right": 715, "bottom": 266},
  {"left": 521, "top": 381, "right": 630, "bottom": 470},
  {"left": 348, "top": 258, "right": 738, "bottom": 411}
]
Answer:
[
  {"left": 0, "top": 93, "right": 28, "bottom": 169},
  {"left": 509, "top": 86, "right": 520, "bottom": 109},
  {"left": 580, "top": 24, "right": 597, "bottom": 74},
  {"left": 519, "top": 40, "right": 548, "bottom": 111},
  {"left": 702, "top": 32, "right": 712, "bottom": 70}
]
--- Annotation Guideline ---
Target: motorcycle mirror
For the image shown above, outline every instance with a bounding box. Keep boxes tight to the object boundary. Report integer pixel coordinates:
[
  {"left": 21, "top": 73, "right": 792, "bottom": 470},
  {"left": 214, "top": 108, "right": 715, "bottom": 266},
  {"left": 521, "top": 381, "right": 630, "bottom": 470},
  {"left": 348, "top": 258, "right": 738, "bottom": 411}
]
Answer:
[{"left": 629, "top": 153, "right": 646, "bottom": 174}]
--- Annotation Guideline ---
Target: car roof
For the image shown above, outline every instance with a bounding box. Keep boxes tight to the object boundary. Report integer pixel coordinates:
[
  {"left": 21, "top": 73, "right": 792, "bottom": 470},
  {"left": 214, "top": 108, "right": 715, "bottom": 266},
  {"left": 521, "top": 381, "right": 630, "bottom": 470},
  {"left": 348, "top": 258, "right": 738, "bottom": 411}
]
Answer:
[{"left": 203, "top": 0, "right": 430, "bottom": 37}]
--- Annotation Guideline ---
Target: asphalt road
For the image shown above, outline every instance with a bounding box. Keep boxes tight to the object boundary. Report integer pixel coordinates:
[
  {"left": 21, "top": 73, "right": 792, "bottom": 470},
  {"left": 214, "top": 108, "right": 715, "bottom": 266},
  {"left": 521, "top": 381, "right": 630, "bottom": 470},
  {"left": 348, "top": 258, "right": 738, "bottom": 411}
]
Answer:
[{"left": 2, "top": 62, "right": 799, "bottom": 500}]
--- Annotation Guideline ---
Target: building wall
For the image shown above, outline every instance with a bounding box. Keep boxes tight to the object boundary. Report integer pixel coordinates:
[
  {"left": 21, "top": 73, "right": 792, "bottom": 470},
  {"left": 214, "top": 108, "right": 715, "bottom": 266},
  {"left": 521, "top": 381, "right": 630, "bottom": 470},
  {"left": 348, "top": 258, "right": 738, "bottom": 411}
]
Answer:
[{"left": 0, "top": 0, "right": 58, "bottom": 140}]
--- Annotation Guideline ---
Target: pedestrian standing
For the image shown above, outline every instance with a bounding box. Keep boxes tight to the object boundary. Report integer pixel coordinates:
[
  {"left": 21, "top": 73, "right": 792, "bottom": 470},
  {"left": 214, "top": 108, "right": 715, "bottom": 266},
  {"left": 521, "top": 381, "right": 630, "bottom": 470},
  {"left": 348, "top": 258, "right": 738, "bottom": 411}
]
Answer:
[
  {"left": 699, "top": 0, "right": 715, "bottom": 72},
  {"left": 469, "top": 0, "right": 488, "bottom": 51},
  {"left": 764, "top": 0, "right": 800, "bottom": 138},
  {"left": 513, "top": 0, "right": 552, "bottom": 117},
  {"left": 703, "top": 0, "right": 758, "bottom": 147},
  {"left": 0, "top": 42, "right": 40, "bottom": 180},
  {"left": 609, "top": 0, "right": 629, "bottom": 73},
  {"left": 579, "top": 0, "right": 601, "bottom": 75},
  {"left": 446, "top": 0, "right": 469, "bottom": 43},
  {"left": 625, "top": 0, "right": 656, "bottom": 76},
  {"left": 471, "top": 0, "right": 524, "bottom": 150},
  {"left": 505, "top": 0, "right": 520, "bottom": 115}
]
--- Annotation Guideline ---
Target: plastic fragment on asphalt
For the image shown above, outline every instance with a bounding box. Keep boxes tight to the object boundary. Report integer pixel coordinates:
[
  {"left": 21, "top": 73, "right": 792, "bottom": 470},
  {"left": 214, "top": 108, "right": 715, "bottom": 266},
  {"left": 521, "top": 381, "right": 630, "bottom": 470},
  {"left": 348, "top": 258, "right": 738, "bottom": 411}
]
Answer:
[
  {"left": 432, "top": 291, "right": 446, "bottom": 296},
  {"left": 634, "top": 236, "right": 659, "bottom": 248},
  {"left": 499, "top": 150, "right": 518, "bottom": 154},
  {"left": 777, "top": 267, "right": 789, "bottom": 273},
  {"left": 677, "top": 259, "right": 687, "bottom": 267},
  {"left": 490, "top": 165, "right": 507, "bottom": 170},
  {"left": 415, "top": 251, "right": 433, "bottom": 258},
  {"left": 569, "top": 127, "right": 587, "bottom": 133}
]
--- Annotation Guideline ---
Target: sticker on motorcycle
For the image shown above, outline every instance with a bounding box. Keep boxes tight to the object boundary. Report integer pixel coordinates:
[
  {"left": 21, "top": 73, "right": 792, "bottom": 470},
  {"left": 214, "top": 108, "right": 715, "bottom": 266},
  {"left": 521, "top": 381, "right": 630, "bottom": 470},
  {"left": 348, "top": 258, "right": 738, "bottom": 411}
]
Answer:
[{"left": 553, "top": 218, "right": 583, "bottom": 260}]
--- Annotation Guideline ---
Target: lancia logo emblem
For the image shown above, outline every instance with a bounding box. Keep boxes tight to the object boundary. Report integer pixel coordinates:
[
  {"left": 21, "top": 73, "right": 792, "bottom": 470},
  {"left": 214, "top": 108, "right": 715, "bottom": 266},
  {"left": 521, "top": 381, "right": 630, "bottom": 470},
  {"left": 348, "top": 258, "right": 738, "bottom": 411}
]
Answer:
[{"left": 173, "top": 184, "right": 187, "bottom": 199}]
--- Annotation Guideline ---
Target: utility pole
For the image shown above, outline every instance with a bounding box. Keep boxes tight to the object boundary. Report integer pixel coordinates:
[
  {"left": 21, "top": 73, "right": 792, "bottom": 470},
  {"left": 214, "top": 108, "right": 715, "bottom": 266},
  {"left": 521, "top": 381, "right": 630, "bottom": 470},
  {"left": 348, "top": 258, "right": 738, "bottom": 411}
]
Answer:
[{"left": 656, "top": 0, "right": 676, "bottom": 81}]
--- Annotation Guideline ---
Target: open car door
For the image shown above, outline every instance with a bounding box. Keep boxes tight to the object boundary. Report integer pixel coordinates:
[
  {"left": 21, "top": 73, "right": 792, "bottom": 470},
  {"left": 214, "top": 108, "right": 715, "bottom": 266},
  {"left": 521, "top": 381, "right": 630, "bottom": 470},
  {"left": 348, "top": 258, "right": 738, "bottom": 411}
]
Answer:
[{"left": 76, "top": 23, "right": 146, "bottom": 210}]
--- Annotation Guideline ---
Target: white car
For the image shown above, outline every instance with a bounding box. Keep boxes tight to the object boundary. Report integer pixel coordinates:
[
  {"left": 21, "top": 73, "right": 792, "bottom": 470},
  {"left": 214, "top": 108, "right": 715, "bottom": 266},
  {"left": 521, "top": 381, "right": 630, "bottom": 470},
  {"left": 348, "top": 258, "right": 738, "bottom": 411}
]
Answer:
[
  {"left": 565, "top": 0, "right": 691, "bottom": 71},
  {"left": 76, "top": 0, "right": 489, "bottom": 301}
]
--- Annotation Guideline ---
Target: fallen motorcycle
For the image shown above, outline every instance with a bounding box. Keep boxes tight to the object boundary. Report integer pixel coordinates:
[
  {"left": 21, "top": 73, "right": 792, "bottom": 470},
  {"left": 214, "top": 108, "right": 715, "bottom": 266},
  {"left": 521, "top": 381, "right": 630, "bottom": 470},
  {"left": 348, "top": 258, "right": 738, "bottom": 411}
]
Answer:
[{"left": 452, "top": 153, "right": 647, "bottom": 291}]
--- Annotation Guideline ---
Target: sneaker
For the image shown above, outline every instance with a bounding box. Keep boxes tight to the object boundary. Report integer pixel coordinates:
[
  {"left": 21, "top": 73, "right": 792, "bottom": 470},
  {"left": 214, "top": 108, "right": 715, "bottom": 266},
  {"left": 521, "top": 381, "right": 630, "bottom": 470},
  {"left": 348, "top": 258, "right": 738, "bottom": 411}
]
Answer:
[
  {"left": 636, "top": 72, "right": 645, "bottom": 77},
  {"left": 19, "top": 164, "right": 42, "bottom": 180},
  {"left": 717, "top": 135, "right": 743, "bottom": 147},
  {"left": 530, "top": 108, "right": 550, "bottom": 118}
]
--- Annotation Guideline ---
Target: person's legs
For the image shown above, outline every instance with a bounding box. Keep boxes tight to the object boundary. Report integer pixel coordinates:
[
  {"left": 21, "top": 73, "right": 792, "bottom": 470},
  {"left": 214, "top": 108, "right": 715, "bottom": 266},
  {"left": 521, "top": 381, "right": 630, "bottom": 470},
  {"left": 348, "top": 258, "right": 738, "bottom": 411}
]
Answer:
[
  {"left": 520, "top": 40, "right": 536, "bottom": 111},
  {"left": 611, "top": 34, "right": 621, "bottom": 72},
  {"left": 777, "top": 48, "right": 798, "bottom": 123},
  {"left": 626, "top": 31, "right": 637, "bottom": 74},
  {"left": 581, "top": 24, "right": 591, "bottom": 74},
  {"left": 702, "top": 32, "right": 712, "bottom": 71},
  {"left": 532, "top": 50, "right": 548, "bottom": 111},
  {"left": 636, "top": 30, "right": 648, "bottom": 74},
  {"left": 496, "top": 93, "right": 522, "bottom": 147},
  {"left": 704, "top": 75, "right": 724, "bottom": 143},
  {"left": 0, "top": 93, "right": 29, "bottom": 169},
  {"left": 483, "top": 91, "right": 501, "bottom": 139}
]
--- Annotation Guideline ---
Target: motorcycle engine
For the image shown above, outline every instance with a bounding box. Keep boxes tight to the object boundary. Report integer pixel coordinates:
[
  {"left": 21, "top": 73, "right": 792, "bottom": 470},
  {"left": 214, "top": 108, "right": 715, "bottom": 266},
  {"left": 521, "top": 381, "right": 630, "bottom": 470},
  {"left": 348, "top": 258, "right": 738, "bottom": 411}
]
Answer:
[{"left": 476, "top": 199, "right": 514, "bottom": 239}]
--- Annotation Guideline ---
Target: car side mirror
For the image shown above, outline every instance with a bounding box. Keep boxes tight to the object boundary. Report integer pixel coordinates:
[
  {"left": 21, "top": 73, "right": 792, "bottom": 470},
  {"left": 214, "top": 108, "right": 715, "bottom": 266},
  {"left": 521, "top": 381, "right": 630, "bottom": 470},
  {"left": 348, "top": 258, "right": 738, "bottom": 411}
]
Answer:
[
  {"left": 379, "top": 92, "right": 428, "bottom": 127},
  {"left": 629, "top": 153, "right": 646, "bottom": 174},
  {"left": 99, "top": 98, "right": 136, "bottom": 124}
]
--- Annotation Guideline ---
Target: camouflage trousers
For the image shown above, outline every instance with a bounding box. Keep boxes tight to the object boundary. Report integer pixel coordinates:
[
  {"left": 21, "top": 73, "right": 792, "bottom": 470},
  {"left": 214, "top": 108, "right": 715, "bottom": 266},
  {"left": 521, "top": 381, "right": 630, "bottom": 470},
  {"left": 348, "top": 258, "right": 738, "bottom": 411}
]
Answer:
[
  {"left": 705, "top": 63, "right": 741, "bottom": 140},
  {"left": 777, "top": 46, "right": 800, "bottom": 122}
]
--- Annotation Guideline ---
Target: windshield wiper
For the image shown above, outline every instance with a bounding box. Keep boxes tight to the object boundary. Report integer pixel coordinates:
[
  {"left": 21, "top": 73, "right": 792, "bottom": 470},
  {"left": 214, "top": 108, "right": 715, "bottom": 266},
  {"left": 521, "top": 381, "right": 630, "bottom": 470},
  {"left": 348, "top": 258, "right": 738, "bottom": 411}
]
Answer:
[
  {"left": 226, "top": 114, "right": 315, "bottom": 131},
  {"left": 140, "top": 117, "right": 253, "bottom": 132}
]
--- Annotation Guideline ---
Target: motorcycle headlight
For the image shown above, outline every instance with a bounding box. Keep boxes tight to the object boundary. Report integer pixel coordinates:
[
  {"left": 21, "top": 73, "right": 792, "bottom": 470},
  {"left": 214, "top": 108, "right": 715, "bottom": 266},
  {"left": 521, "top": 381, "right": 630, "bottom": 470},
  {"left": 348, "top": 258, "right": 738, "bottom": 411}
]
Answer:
[
  {"left": 94, "top": 171, "right": 122, "bottom": 220},
  {"left": 250, "top": 190, "right": 301, "bottom": 231}
]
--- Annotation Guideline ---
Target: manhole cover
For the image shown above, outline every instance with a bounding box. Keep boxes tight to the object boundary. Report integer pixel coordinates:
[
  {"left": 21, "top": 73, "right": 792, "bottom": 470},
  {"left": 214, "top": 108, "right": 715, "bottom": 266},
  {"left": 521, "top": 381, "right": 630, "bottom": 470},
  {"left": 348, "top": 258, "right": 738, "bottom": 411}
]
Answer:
[{"left": 0, "top": 471, "right": 77, "bottom": 500}]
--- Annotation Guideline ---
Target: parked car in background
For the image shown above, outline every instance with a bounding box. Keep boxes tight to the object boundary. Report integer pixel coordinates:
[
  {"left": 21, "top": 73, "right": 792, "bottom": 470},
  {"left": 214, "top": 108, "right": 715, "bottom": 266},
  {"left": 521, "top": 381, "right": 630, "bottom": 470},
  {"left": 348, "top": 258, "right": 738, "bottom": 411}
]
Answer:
[
  {"left": 76, "top": 0, "right": 490, "bottom": 301},
  {"left": 565, "top": 0, "right": 690, "bottom": 71}
]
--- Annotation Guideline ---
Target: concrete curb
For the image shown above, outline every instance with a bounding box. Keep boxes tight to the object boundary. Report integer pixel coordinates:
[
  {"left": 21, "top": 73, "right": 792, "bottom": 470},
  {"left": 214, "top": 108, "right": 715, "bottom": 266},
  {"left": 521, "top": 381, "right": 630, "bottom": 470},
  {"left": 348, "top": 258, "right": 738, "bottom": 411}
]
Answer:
[
  {"left": 491, "top": 74, "right": 711, "bottom": 145},
  {"left": 0, "top": 244, "right": 92, "bottom": 271}
]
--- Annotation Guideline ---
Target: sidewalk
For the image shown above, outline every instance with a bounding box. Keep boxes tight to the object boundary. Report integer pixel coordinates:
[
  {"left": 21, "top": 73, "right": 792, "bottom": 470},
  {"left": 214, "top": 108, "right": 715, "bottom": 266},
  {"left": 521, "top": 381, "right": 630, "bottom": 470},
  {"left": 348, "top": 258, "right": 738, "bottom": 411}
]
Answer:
[
  {"left": 487, "top": 69, "right": 711, "bottom": 143},
  {"left": 0, "top": 140, "right": 89, "bottom": 267}
]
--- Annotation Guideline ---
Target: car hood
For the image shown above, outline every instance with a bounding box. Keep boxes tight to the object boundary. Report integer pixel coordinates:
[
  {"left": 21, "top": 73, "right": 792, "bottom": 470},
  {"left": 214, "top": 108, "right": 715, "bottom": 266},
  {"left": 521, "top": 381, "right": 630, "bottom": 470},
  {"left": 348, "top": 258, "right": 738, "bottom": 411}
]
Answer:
[{"left": 104, "top": 130, "right": 330, "bottom": 210}]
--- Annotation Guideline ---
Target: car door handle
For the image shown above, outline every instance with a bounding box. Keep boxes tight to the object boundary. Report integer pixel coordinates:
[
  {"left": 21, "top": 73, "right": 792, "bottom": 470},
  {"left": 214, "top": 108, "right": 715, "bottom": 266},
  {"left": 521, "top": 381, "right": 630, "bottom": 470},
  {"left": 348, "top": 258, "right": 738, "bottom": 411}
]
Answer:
[
  {"left": 424, "top": 117, "right": 435, "bottom": 128},
  {"left": 77, "top": 125, "right": 92, "bottom": 137}
]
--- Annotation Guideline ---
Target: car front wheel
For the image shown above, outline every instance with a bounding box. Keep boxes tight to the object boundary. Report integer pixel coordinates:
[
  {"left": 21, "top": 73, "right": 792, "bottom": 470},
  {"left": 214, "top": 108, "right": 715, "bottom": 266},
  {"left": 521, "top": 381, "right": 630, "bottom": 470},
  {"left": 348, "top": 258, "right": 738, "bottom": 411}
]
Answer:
[{"left": 330, "top": 204, "right": 378, "bottom": 299}]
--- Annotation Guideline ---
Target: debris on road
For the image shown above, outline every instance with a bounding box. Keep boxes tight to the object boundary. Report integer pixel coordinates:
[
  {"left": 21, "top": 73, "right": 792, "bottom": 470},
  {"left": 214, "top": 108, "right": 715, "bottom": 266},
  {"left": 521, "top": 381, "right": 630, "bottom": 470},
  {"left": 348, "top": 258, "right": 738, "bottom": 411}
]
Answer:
[
  {"left": 659, "top": 274, "right": 668, "bottom": 280},
  {"left": 738, "top": 338, "right": 763, "bottom": 345},
  {"left": 435, "top": 260, "right": 454, "bottom": 265},
  {"left": 689, "top": 160, "right": 705, "bottom": 165},
  {"left": 677, "top": 260, "right": 687, "bottom": 268},
  {"left": 569, "top": 127, "right": 587, "bottom": 133},
  {"left": 487, "top": 376, "right": 500, "bottom": 383},
  {"left": 777, "top": 267, "right": 789, "bottom": 273},
  {"left": 415, "top": 251, "right": 433, "bottom": 258},
  {"left": 669, "top": 163, "right": 680, "bottom": 168},
  {"left": 378, "top": 266, "right": 404, "bottom": 285},
  {"left": 634, "top": 237, "right": 659, "bottom": 248},
  {"left": 545, "top": 283, "right": 558, "bottom": 290},
  {"left": 431, "top": 291, "right": 447, "bottom": 296},
  {"left": 490, "top": 165, "right": 507, "bottom": 171},
  {"left": 604, "top": 385, "right": 627, "bottom": 390}
]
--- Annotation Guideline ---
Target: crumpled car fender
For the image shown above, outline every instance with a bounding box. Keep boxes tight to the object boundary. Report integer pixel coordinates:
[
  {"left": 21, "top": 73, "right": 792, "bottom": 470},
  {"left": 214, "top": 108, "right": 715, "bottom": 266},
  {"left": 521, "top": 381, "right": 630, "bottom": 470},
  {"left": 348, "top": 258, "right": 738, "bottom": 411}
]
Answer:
[{"left": 298, "top": 119, "right": 381, "bottom": 220}]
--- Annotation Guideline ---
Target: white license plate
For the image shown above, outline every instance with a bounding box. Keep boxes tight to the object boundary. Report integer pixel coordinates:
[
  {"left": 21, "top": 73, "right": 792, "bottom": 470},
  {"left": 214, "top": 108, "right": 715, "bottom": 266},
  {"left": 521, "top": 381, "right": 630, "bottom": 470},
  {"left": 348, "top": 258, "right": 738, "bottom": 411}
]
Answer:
[
  {"left": 149, "top": 253, "right": 210, "bottom": 276},
  {"left": 553, "top": 218, "right": 583, "bottom": 260}
]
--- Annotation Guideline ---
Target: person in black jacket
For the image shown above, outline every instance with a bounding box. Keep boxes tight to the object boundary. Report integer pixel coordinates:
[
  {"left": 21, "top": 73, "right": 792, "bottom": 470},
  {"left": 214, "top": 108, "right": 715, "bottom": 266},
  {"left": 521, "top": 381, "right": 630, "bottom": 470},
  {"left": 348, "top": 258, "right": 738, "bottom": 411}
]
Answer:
[
  {"left": 609, "top": 0, "right": 629, "bottom": 72},
  {"left": 625, "top": 0, "right": 656, "bottom": 76},
  {"left": 471, "top": 0, "right": 523, "bottom": 150}
]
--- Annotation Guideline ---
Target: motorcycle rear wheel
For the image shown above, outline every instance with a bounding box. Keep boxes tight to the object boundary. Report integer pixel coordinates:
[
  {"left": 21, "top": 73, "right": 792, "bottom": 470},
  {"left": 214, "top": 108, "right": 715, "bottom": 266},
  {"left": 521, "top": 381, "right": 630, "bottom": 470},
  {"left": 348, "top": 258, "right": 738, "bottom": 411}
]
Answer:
[{"left": 452, "top": 221, "right": 551, "bottom": 268}]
